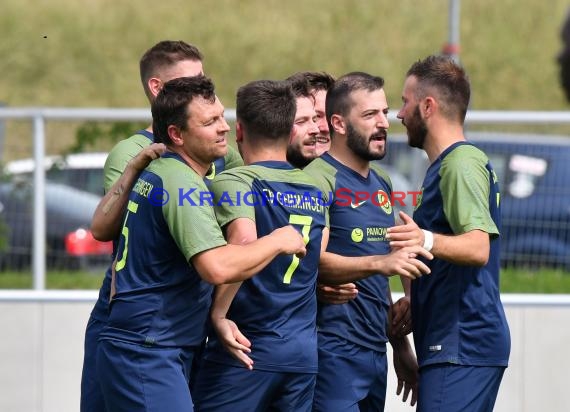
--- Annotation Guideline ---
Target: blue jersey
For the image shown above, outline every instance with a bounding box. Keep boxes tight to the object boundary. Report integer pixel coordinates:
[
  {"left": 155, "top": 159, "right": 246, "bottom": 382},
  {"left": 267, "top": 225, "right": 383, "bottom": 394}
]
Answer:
[
  {"left": 91, "top": 132, "right": 242, "bottom": 322},
  {"left": 304, "top": 153, "right": 394, "bottom": 351},
  {"left": 412, "top": 142, "right": 510, "bottom": 368},
  {"left": 203, "top": 161, "right": 327, "bottom": 373},
  {"left": 99, "top": 153, "right": 227, "bottom": 348}
]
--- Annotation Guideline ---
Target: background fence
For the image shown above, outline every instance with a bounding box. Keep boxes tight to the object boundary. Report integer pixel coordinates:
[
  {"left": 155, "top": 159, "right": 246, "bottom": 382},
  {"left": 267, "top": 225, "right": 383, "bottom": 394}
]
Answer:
[{"left": 1, "top": 108, "right": 569, "bottom": 288}]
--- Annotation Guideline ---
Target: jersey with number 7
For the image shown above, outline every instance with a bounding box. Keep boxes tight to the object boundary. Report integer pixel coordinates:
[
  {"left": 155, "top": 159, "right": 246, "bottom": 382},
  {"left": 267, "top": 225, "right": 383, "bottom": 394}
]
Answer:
[{"left": 204, "top": 161, "right": 328, "bottom": 373}]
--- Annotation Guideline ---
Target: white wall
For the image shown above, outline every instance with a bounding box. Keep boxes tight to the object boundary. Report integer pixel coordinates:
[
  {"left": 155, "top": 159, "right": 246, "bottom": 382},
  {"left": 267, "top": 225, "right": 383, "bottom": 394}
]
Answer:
[{"left": 0, "top": 292, "right": 568, "bottom": 412}]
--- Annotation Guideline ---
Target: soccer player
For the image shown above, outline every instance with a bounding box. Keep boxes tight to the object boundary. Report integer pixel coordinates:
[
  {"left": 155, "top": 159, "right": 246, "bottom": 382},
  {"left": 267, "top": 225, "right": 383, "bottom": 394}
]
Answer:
[
  {"left": 304, "top": 72, "right": 432, "bottom": 411},
  {"left": 192, "top": 79, "right": 327, "bottom": 412},
  {"left": 388, "top": 55, "right": 511, "bottom": 411},
  {"left": 96, "top": 75, "right": 306, "bottom": 412},
  {"left": 285, "top": 72, "right": 361, "bottom": 306},
  {"left": 80, "top": 40, "right": 242, "bottom": 412}
]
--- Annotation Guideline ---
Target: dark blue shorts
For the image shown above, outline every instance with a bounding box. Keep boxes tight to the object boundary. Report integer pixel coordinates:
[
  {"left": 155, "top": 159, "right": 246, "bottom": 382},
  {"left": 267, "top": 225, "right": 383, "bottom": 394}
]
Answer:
[
  {"left": 192, "top": 360, "right": 316, "bottom": 412},
  {"left": 80, "top": 315, "right": 107, "bottom": 412},
  {"left": 418, "top": 364, "right": 506, "bottom": 412},
  {"left": 313, "top": 334, "right": 387, "bottom": 412},
  {"left": 96, "top": 339, "right": 195, "bottom": 412}
]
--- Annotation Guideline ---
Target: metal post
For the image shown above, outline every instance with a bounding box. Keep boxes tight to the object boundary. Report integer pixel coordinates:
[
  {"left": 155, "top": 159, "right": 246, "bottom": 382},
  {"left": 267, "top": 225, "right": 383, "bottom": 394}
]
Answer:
[
  {"left": 32, "top": 115, "right": 46, "bottom": 290},
  {"left": 443, "top": 0, "right": 461, "bottom": 63}
]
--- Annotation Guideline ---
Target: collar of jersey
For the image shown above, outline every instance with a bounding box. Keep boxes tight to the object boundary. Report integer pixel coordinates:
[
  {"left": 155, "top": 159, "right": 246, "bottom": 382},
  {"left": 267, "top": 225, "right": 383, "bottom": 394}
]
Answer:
[
  {"left": 250, "top": 160, "right": 294, "bottom": 170},
  {"left": 161, "top": 151, "right": 187, "bottom": 164},
  {"left": 321, "top": 152, "right": 371, "bottom": 181},
  {"left": 136, "top": 129, "right": 154, "bottom": 142}
]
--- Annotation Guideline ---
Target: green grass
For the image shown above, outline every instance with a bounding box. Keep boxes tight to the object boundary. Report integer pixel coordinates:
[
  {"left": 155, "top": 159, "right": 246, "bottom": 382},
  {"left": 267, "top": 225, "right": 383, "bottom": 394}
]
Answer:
[
  {"left": 2, "top": 0, "right": 570, "bottom": 158},
  {"left": 0, "top": 270, "right": 103, "bottom": 289},
  {"left": 1, "top": 268, "right": 569, "bottom": 293},
  {"left": 389, "top": 267, "right": 570, "bottom": 294}
]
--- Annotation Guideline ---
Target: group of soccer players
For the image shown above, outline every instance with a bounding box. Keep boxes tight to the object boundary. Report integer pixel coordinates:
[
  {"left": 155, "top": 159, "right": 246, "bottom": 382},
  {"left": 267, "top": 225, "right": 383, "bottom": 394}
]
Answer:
[{"left": 80, "top": 40, "right": 510, "bottom": 412}]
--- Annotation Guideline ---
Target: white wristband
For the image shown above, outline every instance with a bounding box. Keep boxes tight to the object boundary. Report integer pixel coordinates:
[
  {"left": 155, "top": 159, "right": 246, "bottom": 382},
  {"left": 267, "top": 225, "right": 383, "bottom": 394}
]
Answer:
[{"left": 422, "top": 230, "right": 434, "bottom": 252}]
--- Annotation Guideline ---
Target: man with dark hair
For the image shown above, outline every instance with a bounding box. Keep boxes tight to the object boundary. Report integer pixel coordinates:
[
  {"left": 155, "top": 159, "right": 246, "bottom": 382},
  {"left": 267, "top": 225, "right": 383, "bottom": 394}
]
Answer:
[
  {"left": 288, "top": 71, "right": 335, "bottom": 155},
  {"left": 286, "top": 71, "right": 360, "bottom": 305},
  {"left": 192, "top": 79, "right": 327, "bottom": 411},
  {"left": 284, "top": 75, "right": 320, "bottom": 168},
  {"left": 389, "top": 55, "right": 511, "bottom": 411},
  {"left": 81, "top": 40, "right": 242, "bottom": 412},
  {"left": 139, "top": 40, "right": 203, "bottom": 102},
  {"left": 305, "top": 72, "right": 432, "bottom": 411},
  {"left": 96, "top": 76, "right": 305, "bottom": 412}
]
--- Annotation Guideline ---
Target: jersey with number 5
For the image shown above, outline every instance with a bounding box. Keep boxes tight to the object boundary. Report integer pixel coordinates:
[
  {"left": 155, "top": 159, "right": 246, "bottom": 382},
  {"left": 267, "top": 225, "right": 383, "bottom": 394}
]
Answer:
[{"left": 102, "top": 152, "right": 227, "bottom": 348}]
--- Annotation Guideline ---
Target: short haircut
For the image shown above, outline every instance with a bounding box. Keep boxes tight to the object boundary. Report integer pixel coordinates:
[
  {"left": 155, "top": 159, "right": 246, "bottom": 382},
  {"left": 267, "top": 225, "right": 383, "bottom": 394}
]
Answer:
[
  {"left": 406, "top": 55, "right": 470, "bottom": 122},
  {"left": 287, "top": 71, "right": 335, "bottom": 95},
  {"left": 325, "top": 72, "right": 385, "bottom": 134},
  {"left": 236, "top": 80, "right": 296, "bottom": 141},
  {"left": 151, "top": 75, "right": 215, "bottom": 145},
  {"left": 139, "top": 40, "right": 203, "bottom": 100},
  {"left": 296, "top": 71, "right": 335, "bottom": 92},
  {"left": 285, "top": 73, "right": 313, "bottom": 100}
]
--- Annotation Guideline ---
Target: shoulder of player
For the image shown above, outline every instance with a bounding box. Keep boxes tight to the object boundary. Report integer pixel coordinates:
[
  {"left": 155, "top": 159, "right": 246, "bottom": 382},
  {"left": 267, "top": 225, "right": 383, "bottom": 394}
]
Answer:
[
  {"left": 148, "top": 156, "right": 208, "bottom": 191},
  {"left": 303, "top": 157, "right": 337, "bottom": 190},
  {"left": 104, "top": 132, "right": 152, "bottom": 168},
  {"left": 442, "top": 143, "right": 489, "bottom": 172},
  {"left": 446, "top": 142, "right": 488, "bottom": 162},
  {"left": 369, "top": 162, "right": 393, "bottom": 189},
  {"left": 223, "top": 145, "right": 244, "bottom": 166}
]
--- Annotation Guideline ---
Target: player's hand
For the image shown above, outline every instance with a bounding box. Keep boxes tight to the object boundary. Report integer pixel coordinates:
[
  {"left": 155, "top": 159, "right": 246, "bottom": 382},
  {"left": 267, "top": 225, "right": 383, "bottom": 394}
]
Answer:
[
  {"left": 393, "top": 339, "right": 418, "bottom": 407},
  {"left": 271, "top": 225, "right": 307, "bottom": 258},
  {"left": 317, "top": 283, "right": 358, "bottom": 305},
  {"left": 129, "top": 143, "right": 166, "bottom": 172},
  {"left": 378, "top": 246, "right": 433, "bottom": 279},
  {"left": 389, "top": 296, "right": 412, "bottom": 338},
  {"left": 387, "top": 211, "right": 424, "bottom": 249},
  {"left": 211, "top": 316, "right": 254, "bottom": 370}
]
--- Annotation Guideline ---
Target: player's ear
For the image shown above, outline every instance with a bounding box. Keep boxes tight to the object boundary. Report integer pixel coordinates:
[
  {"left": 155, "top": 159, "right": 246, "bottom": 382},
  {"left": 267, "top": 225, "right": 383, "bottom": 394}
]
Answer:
[
  {"left": 235, "top": 121, "right": 244, "bottom": 143},
  {"left": 168, "top": 125, "right": 184, "bottom": 146},
  {"left": 330, "top": 114, "right": 346, "bottom": 135},
  {"left": 421, "top": 96, "right": 437, "bottom": 119},
  {"left": 148, "top": 77, "right": 163, "bottom": 99}
]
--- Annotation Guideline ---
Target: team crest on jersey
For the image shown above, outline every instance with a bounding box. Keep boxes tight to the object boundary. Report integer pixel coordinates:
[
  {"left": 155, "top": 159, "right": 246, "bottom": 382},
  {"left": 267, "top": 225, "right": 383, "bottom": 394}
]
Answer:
[
  {"left": 351, "top": 228, "right": 364, "bottom": 243},
  {"left": 414, "top": 188, "right": 424, "bottom": 211},
  {"left": 376, "top": 190, "right": 392, "bottom": 215}
]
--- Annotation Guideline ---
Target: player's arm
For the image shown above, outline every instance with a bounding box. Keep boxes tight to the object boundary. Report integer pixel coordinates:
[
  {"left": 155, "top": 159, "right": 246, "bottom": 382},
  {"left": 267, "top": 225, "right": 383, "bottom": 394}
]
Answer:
[
  {"left": 388, "top": 152, "right": 497, "bottom": 266},
  {"left": 190, "top": 172, "right": 307, "bottom": 285},
  {"left": 209, "top": 218, "right": 258, "bottom": 369},
  {"left": 91, "top": 143, "right": 166, "bottom": 241},
  {"left": 318, "top": 245, "right": 432, "bottom": 285},
  {"left": 388, "top": 211, "right": 490, "bottom": 266},
  {"left": 316, "top": 228, "right": 359, "bottom": 304},
  {"left": 191, "top": 224, "right": 305, "bottom": 285},
  {"left": 387, "top": 289, "right": 418, "bottom": 407}
]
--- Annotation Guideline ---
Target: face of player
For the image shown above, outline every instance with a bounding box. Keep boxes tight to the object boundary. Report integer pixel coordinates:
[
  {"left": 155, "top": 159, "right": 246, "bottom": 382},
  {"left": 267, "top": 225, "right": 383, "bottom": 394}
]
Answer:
[
  {"left": 313, "top": 89, "right": 330, "bottom": 156},
  {"left": 287, "top": 96, "right": 319, "bottom": 168},
  {"left": 182, "top": 95, "right": 230, "bottom": 169},
  {"left": 397, "top": 75, "right": 428, "bottom": 149},
  {"left": 344, "top": 88, "right": 389, "bottom": 161}
]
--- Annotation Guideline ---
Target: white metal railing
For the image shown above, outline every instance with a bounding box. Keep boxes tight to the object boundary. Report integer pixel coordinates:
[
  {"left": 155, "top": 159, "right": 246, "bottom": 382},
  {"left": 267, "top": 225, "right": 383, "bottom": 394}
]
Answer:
[
  {"left": 1, "top": 290, "right": 569, "bottom": 307},
  {"left": 0, "top": 107, "right": 570, "bottom": 290}
]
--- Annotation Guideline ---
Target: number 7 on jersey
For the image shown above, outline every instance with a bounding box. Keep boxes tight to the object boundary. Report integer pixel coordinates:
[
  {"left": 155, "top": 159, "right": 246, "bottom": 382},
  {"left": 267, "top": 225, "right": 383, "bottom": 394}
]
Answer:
[{"left": 282, "top": 214, "right": 312, "bottom": 284}]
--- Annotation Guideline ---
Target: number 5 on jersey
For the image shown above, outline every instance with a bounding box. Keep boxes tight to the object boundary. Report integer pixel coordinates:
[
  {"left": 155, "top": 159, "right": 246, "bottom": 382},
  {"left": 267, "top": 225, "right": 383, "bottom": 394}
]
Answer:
[{"left": 115, "top": 200, "right": 139, "bottom": 272}]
